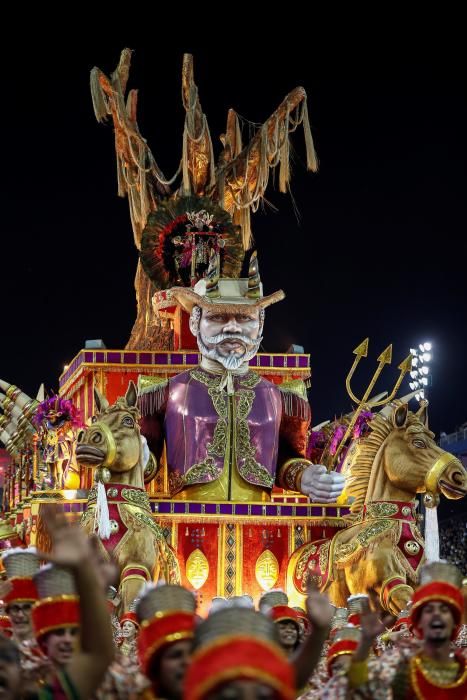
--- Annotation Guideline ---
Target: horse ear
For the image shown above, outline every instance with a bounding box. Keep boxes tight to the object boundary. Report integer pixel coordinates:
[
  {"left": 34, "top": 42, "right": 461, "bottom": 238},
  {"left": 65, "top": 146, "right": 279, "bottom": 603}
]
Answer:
[
  {"left": 416, "top": 400, "right": 429, "bottom": 427},
  {"left": 394, "top": 403, "right": 408, "bottom": 428},
  {"left": 94, "top": 387, "right": 109, "bottom": 414},
  {"left": 125, "top": 380, "right": 138, "bottom": 408}
]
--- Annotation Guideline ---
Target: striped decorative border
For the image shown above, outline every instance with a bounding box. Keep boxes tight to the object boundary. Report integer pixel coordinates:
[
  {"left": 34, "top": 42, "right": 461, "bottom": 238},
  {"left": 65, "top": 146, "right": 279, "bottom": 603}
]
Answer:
[
  {"left": 35, "top": 497, "right": 349, "bottom": 521},
  {"left": 59, "top": 350, "right": 310, "bottom": 392}
]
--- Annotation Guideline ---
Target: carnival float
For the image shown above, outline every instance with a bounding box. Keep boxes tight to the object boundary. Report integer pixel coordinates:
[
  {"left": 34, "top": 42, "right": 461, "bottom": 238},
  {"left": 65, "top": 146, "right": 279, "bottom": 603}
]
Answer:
[{"left": 1, "top": 51, "right": 466, "bottom": 618}]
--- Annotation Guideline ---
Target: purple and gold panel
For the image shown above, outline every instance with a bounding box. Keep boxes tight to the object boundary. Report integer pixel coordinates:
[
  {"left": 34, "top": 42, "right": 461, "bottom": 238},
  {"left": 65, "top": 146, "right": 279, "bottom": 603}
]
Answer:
[{"left": 59, "top": 350, "right": 311, "bottom": 393}]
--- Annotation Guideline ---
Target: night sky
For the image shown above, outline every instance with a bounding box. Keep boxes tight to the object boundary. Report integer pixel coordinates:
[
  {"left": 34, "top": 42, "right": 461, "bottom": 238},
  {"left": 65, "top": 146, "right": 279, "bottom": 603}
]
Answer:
[{"left": 1, "top": 27, "right": 466, "bottom": 514}]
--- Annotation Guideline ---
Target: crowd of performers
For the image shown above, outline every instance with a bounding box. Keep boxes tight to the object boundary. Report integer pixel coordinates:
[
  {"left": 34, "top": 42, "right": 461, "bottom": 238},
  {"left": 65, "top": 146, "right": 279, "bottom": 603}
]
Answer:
[{"left": 0, "top": 510, "right": 465, "bottom": 699}]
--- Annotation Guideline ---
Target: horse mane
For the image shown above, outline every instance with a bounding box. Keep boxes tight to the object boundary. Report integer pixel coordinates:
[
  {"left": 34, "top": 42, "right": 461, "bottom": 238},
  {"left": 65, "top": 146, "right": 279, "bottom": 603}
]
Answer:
[{"left": 345, "top": 409, "right": 427, "bottom": 515}]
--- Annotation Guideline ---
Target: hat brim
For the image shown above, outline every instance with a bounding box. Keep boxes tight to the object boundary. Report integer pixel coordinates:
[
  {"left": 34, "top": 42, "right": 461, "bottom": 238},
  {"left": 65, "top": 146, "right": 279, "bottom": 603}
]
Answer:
[{"left": 170, "top": 287, "right": 285, "bottom": 314}]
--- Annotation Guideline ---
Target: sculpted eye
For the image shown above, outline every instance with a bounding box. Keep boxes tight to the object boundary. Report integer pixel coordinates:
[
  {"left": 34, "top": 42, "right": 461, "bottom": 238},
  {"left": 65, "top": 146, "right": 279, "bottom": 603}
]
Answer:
[
  {"left": 122, "top": 416, "right": 135, "bottom": 428},
  {"left": 412, "top": 439, "right": 426, "bottom": 449},
  {"left": 91, "top": 416, "right": 98, "bottom": 424}
]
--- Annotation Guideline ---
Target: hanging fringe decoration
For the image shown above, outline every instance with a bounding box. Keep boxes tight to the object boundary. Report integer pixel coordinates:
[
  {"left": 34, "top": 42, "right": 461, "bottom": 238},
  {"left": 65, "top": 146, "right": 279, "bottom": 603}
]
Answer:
[
  {"left": 279, "top": 387, "right": 311, "bottom": 420},
  {"left": 181, "top": 54, "right": 216, "bottom": 196},
  {"left": 90, "top": 68, "right": 109, "bottom": 123},
  {"left": 137, "top": 381, "right": 170, "bottom": 417},
  {"left": 302, "top": 99, "right": 318, "bottom": 172},
  {"left": 94, "top": 480, "right": 111, "bottom": 540},
  {"left": 182, "top": 122, "right": 192, "bottom": 195},
  {"left": 217, "top": 87, "right": 319, "bottom": 231},
  {"left": 234, "top": 114, "right": 243, "bottom": 158},
  {"left": 424, "top": 505, "right": 440, "bottom": 561},
  {"left": 233, "top": 204, "right": 253, "bottom": 251},
  {"left": 279, "top": 103, "right": 291, "bottom": 193}
]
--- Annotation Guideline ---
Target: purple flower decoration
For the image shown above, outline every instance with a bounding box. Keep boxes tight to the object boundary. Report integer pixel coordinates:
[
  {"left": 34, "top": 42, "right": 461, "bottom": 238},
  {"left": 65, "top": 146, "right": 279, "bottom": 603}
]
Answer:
[
  {"left": 33, "top": 396, "right": 82, "bottom": 429},
  {"left": 309, "top": 430, "right": 326, "bottom": 448},
  {"left": 329, "top": 425, "right": 346, "bottom": 455},
  {"left": 353, "top": 411, "right": 374, "bottom": 439}
]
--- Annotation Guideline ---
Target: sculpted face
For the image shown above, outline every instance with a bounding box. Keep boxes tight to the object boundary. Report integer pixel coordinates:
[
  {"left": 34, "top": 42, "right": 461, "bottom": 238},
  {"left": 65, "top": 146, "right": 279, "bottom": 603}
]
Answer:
[{"left": 192, "top": 307, "right": 263, "bottom": 370}]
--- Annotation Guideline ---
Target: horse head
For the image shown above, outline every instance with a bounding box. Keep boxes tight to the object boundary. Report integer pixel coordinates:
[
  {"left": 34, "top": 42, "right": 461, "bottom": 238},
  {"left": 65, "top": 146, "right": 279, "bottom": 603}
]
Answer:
[
  {"left": 76, "top": 381, "right": 142, "bottom": 479},
  {"left": 344, "top": 401, "right": 467, "bottom": 512}
]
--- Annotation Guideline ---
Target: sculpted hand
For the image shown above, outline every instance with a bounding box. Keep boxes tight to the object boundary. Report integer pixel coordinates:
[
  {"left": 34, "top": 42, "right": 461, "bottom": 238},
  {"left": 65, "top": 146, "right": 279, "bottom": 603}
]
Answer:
[
  {"left": 140, "top": 434, "right": 150, "bottom": 467},
  {"left": 300, "top": 464, "right": 345, "bottom": 502}
]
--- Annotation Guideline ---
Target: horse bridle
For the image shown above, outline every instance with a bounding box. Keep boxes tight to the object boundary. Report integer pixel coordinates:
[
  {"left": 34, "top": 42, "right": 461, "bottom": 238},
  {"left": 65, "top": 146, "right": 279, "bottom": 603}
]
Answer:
[
  {"left": 94, "top": 421, "right": 117, "bottom": 468},
  {"left": 424, "top": 452, "right": 456, "bottom": 499}
]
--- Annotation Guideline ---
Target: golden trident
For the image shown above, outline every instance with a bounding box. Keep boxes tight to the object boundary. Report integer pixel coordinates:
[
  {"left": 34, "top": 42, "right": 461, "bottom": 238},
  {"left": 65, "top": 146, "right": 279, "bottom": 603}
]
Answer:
[{"left": 328, "top": 338, "right": 413, "bottom": 470}]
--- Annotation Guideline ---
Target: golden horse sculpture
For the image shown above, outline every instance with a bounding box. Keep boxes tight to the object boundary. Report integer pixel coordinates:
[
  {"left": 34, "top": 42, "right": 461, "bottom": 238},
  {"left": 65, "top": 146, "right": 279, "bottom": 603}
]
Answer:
[
  {"left": 76, "top": 381, "right": 180, "bottom": 613},
  {"left": 288, "top": 401, "right": 467, "bottom": 614}
]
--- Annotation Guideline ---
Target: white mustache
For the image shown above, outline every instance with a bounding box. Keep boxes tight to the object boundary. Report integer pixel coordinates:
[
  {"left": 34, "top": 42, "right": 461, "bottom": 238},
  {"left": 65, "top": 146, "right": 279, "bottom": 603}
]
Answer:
[{"left": 201, "top": 332, "right": 262, "bottom": 346}]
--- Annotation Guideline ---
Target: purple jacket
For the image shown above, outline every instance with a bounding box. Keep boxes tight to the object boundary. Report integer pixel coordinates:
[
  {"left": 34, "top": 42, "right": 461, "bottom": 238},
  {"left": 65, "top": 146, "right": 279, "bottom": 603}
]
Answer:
[{"left": 139, "top": 367, "right": 310, "bottom": 496}]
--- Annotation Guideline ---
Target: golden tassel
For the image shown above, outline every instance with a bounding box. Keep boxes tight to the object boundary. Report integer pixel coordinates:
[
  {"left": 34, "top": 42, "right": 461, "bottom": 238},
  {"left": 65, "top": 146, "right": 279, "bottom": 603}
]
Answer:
[
  {"left": 89, "top": 68, "right": 108, "bottom": 122},
  {"left": 279, "top": 107, "right": 291, "bottom": 193},
  {"left": 302, "top": 99, "right": 318, "bottom": 173},
  {"left": 218, "top": 171, "right": 225, "bottom": 207},
  {"left": 182, "top": 124, "right": 192, "bottom": 195},
  {"left": 233, "top": 205, "right": 253, "bottom": 251},
  {"left": 206, "top": 118, "right": 216, "bottom": 189},
  {"left": 116, "top": 157, "right": 124, "bottom": 198},
  {"left": 234, "top": 113, "right": 243, "bottom": 157}
]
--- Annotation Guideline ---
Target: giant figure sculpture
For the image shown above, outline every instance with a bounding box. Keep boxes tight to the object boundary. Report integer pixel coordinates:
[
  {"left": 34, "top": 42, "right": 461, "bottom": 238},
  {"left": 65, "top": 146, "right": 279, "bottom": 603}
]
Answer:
[{"left": 138, "top": 251, "right": 345, "bottom": 503}]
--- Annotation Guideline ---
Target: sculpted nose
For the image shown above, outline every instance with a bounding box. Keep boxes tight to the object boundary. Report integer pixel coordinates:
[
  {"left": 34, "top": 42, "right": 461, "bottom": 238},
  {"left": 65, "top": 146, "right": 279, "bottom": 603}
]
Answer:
[
  {"left": 452, "top": 470, "right": 466, "bottom": 486},
  {"left": 90, "top": 430, "right": 104, "bottom": 445},
  {"left": 223, "top": 318, "right": 241, "bottom": 333}
]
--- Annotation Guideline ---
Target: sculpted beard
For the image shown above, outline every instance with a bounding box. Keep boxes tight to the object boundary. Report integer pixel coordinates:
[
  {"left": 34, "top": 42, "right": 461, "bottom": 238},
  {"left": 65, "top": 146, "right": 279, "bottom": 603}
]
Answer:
[{"left": 197, "top": 331, "right": 263, "bottom": 369}]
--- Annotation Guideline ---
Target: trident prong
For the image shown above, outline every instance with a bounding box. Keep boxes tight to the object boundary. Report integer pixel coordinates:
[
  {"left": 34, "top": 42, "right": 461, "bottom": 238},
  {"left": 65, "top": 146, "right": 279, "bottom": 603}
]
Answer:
[
  {"left": 345, "top": 339, "right": 369, "bottom": 404},
  {"left": 329, "top": 342, "right": 412, "bottom": 470},
  {"left": 369, "top": 354, "right": 413, "bottom": 407}
]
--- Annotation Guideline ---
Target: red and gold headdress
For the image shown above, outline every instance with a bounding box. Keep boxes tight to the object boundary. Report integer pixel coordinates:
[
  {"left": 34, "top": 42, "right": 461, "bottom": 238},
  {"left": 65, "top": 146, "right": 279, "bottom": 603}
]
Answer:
[
  {"left": 292, "top": 606, "right": 311, "bottom": 633},
  {"left": 31, "top": 565, "right": 79, "bottom": 640},
  {"left": 1, "top": 547, "right": 39, "bottom": 606},
  {"left": 327, "top": 626, "right": 361, "bottom": 674},
  {"left": 268, "top": 605, "right": 301, "bottom": 632},
  {"left": 136, "top": 584, "right": 196, "bottom": 676},
  {"left": 411, "top": 561, "right": 463, "bottom": 637},
  {"left": 258, "top": 589, "right": 289, "bottom": 613},
  {"left": 120, "top": 611, "right": 140, "bottom": 629},
  {"left": 185, "top": 607, "right": 295, "bottom": 700}
]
